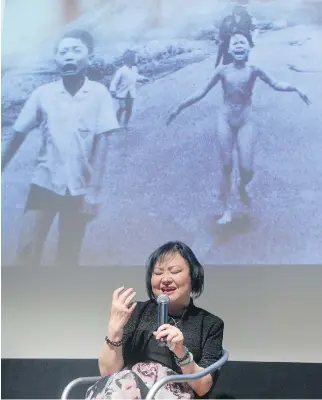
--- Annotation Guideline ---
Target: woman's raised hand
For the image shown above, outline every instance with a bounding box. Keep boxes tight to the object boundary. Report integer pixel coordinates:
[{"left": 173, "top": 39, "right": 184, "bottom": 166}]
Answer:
[{"left": 108, "top": 287, "right": 137, "bottom": 339}]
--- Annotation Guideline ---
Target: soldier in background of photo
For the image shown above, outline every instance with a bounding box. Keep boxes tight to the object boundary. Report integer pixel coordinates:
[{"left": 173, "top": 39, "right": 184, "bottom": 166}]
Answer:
[{"left": 215, "top": 4, "right": 258, "bottom": 67}]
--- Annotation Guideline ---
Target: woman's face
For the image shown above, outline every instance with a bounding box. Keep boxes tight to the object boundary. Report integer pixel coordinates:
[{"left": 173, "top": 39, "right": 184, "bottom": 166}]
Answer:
[{"left": 151, "top": 252, "right": 192, "bottom": 308}]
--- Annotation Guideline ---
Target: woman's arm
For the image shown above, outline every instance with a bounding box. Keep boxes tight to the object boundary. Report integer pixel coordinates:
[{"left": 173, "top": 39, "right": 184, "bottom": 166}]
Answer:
[
  {"left": 173, "top": 345, "right": 214, "bottom": 397},
  {"left": 98, "top": 287, "right": 137, "bottom": 376},
  {"left": 154, "top": 319, "right": 224, "bottom": 397},
  {"left": 98, "top": 323, "right": 126, "bottom": 376}
]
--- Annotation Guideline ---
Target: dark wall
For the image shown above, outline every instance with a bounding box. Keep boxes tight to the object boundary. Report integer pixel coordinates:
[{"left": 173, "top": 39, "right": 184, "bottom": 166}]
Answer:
[{"left": 2, "top": 359, "right": 322, "bottom": 399}]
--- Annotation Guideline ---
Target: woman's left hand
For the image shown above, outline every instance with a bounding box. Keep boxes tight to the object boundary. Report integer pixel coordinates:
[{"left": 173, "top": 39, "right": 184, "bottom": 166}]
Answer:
[{"left": 153, "top": 324, "right": 185, "bottom": 355}]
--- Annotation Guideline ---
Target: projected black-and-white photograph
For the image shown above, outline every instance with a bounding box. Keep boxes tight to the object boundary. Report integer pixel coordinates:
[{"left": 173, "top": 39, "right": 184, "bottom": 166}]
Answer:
[{"left": 2, "top": 0, "right": 322, "bottom": 266}]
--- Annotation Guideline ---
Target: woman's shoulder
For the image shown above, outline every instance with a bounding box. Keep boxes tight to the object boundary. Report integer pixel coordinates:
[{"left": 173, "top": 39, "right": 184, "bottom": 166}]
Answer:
[
  {"left": 191, "top": 303, "right": 224, "bottom": 327},
  {"left": 132, "top": 299, "right": 155, "bottom": 315}
]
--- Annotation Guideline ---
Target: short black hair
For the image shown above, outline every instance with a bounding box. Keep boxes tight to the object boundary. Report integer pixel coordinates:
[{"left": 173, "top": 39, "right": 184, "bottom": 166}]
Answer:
[
  {"left": 145, "top": 241, "right": 204, "bottom": 300},
  {"left": 57, "top": 29, "right": 94, "bottom": 54},
  {"left": 229, "top": 30, "right": 251, "bottom": 45}
]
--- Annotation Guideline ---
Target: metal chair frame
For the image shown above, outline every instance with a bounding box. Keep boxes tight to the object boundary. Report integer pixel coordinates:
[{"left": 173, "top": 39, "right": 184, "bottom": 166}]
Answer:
[{"left": 61, "top": 349, "right": 229, "bottom": 399}]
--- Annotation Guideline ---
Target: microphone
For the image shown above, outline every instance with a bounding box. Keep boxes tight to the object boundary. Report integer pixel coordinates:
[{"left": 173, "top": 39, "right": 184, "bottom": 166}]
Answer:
[{"left": 157, "top": 294, "right": 170, "bottom": 347}]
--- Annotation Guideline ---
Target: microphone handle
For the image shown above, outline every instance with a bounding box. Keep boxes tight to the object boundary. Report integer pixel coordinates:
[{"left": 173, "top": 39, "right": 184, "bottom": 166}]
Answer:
[{"left": 157, "top": 302, "right": 169, "bottom": 347}]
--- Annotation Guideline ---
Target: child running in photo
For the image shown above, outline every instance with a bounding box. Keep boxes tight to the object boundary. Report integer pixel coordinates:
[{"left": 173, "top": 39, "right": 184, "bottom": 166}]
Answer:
[
  {"left": 110, "top": 50, "right": 149, "bottom": 127},
  {"left": 167, "top": 32, "right": 310, "bottom": 225},
  {"left": 1, "top": 29, "right": 120, "bottom": 267}
]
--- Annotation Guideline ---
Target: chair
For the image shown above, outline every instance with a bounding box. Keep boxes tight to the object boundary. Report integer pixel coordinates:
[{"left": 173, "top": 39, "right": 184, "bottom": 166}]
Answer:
[{"left": 61, "top": 349, "right": 229, "bottom": 399}]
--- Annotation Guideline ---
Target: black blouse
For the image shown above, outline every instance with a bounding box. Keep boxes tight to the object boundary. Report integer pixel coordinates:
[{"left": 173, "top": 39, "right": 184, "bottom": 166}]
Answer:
[
  {"left": 121, "top": 298, "right": 224, "bottom": 391},
  {"left": 141, "top": 334, "right": 180, "bottom": 373}
]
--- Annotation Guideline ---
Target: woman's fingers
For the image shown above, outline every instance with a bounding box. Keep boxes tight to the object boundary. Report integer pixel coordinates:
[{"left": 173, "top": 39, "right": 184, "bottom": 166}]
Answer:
[
  {"left": 109, "top": 288, "right": 137, "bottom": 332},
  {"left": 154, "top": 327, "right": 176, "bottom": 340},
  {"left": 112, "top": 286, "right": 125, "bottom": 300},
  {"left": 166, "top": 332, "right": 178, "bottom": 343},
  {"left": 124, "top": 291, "right": 136, "bottom": 307},
  {"left": 128, "top": 301, "right": 137, "bottom": 313},
  {"left": 112, "top": 287, "right": 137, "bottom": 313},
  {"left": 153, "top": 329, "right": 168, "bottom": 340},
  {"left": 118, "top": 287, "right": 135, "bottom": 303},
  {"left": 156, "top": 324, "right": 171, "bottom": 332},
  {"left": 153, "top": 324, "right": 184, "bottom": 345}
]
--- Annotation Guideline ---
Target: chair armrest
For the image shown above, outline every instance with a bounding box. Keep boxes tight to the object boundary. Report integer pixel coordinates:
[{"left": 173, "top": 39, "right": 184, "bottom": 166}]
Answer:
[
  {"left": 146, "top": 349, "right": 229, "bottom": 400},
  {"left": 61, "top": 376, "right": 101, "bottom": 400},
  {"left": 61, "top": 350, "right": 229, "bottom": 400}
]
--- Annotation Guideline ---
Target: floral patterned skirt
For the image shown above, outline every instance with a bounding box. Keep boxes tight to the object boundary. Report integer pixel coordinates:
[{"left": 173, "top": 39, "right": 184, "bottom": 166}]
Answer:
[{"left": 85, "top": 362, "right": 194, "bottom": 399}]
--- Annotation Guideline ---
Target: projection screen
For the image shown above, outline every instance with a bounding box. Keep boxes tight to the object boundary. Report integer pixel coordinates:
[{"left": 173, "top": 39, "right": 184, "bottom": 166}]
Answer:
[{"left": 1, "top": 0, "right": 322, "bottom": 266}]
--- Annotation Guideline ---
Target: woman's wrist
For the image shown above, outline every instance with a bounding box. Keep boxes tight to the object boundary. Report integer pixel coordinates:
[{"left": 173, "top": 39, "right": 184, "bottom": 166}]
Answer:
[
  {"left": 177, "top": 351, "right": 194, "bottom": 367},
  {"left": 173, "top": 346, "right": 194, "bottom": 367},
  {"left": 105, "top": 335, "right": 123, "bottom": 347},
  {"left": 173, "top": 344, "right": 188, "bottom": 359},
  {"left": 107, "top": 325, "right": 123, "bottom": 342}
]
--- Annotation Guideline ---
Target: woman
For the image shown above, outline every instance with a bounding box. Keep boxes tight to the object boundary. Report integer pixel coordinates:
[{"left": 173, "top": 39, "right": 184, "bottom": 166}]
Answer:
[{"left": 86, "top": 241, "right": 224, "bottom": 399}]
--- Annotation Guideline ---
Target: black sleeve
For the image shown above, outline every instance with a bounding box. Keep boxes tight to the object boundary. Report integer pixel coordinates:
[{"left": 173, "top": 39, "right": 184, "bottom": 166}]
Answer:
[
  {"left": 198, "top": 319, "right": 224, "bottom": 386},
  {"left": 122, "top": 301, "right": 145, "bottom": 366}
]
